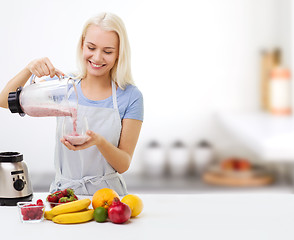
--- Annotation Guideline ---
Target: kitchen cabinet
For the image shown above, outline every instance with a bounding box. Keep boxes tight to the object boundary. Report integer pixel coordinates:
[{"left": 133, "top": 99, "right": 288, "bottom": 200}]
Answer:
[{"left": 1, "top": 192, "right": 294, "bottom": 240}]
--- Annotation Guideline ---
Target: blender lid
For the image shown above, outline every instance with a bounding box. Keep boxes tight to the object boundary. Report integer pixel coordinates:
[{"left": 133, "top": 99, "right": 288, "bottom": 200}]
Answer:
[
  {"left": 8, "top": 87, "right": 25, "bottom": 116},
  {"left": 0, "top": 152, "right": 23, "bottom": 162}
]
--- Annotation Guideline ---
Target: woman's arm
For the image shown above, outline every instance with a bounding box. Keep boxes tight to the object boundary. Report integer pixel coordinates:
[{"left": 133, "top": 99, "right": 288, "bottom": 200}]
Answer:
[
  {"left": 61, "top": 118, "right": 143, "bottom": 174},
  {"left": 0, "top": 58, "right": 64, "bottom": 109},
  {"left": 0, "top": 68, "right": 32, "bottom": 108}
]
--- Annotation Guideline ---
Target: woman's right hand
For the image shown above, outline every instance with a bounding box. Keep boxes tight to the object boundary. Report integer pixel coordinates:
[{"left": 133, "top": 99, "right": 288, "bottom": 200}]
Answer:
[{"left": 26, "top": 57, "right": 65, "bottom": 78}]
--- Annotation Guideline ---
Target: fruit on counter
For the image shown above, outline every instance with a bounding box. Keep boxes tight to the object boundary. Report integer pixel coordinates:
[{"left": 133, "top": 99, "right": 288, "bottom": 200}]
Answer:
[
  {"left": 20, "top": 199, "right": 44, "bottom": 221},
  {"left": 59, "top": 188, "right": 78, "bottom": 203},
  {"left": 92, "top": 188, "right": 119, "bottom": 210},
  {"left": 46, "top": 188, "right": 78, "bottom": 207},
  {"left": 36, "top": 199, "right": 44, "bottom": 206},
  {"left": 94, "top": 207, "right": 108, "bottom": 223},
  {"left": 46, "top": 191, "right": 62, "bottom": 205},
  {"left": 50, "top": 198, "right": 91, "bottom": 216},
  {"left": 58, "top": 195, "right": 78, "bottom": 203},
  {"left": 121, "top": 194, "right": 143, "bottom": 217},
  {"left": 45, "top": 198, "right": 92, "bottom": 222},
  {"left": 44, "top": 210, "right": 55, "bottom": 221},
  {"left": 221, "top": 158, "right": 251, "bottom": 171},
  {"left": 52, "top": 209, "right": 94, "bottom": 224},
  {"left": 108, "top": 197, "right": 131, "bottom": 224}
]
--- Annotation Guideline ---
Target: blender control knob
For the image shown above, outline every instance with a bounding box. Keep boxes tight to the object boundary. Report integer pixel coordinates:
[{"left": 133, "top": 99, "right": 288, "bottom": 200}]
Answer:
[{"left": 13, "top": 179, "right": 25, "bottom": 191}]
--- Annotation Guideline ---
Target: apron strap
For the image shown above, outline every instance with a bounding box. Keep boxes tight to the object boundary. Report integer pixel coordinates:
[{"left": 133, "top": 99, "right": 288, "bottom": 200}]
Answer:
[{"left": 111, "top": 81, "right": 118, "bottom": 110}]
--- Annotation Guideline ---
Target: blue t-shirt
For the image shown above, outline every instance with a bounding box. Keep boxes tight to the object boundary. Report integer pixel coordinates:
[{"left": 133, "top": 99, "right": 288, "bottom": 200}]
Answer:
[{"left": 76, "top": 80, "right": 144, "bottom": 121}]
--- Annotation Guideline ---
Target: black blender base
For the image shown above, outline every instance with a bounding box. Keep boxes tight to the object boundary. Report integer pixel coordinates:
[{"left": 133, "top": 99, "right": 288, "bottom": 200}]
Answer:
[{"left": 0, "top": 194, "right": 33, "bottom": 206}]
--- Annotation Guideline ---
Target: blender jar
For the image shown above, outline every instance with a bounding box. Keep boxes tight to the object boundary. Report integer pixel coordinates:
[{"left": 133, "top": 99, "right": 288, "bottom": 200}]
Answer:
[{"left": 8, "top": 75, "right": 78, "bottom": 117}]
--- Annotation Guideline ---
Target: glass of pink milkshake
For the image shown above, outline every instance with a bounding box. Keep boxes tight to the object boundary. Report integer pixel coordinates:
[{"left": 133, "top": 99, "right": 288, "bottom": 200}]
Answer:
[{"left": 62, "top": 116, "right": 90, "bottom": 146}]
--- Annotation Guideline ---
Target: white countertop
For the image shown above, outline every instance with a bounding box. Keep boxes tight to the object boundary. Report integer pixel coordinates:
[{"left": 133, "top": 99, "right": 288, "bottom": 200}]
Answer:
[{"left": 2, "top": 192, "right": 294, "bottom": 240}]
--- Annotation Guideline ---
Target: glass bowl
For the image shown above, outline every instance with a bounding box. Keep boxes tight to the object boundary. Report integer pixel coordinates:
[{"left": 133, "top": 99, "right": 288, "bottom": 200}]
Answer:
[
  {"left": 17, "top": 202, "right": 45, "bottom": 223},
  {"left": 46, "top": 201, "right": 65, "bottom": 209}
]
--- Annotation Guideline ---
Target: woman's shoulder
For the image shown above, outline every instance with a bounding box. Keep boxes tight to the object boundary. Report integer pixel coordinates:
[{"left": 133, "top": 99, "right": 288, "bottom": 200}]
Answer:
[
  {"left": 119, "top": 84, "right": 143, "bottom": 100},
  {"left": 119, "top": 84, "right": 144, "bottom": 121}
]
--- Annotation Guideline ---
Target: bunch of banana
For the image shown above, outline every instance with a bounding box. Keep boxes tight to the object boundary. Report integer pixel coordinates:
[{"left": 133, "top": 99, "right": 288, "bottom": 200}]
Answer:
[{"left": 45, "top": 198, "right": 94, "bottom": 224}]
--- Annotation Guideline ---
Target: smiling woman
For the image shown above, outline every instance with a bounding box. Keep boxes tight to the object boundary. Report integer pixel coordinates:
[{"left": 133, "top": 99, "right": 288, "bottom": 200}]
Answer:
[{"left": 0, "top": 12, "right": 144, "bottom": 197}]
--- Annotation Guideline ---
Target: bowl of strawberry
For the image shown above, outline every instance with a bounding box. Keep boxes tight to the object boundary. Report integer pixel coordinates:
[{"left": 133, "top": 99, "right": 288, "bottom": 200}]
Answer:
[
  {"left": 46, "top": 188, "right": 78, "bottom": 208},
  {"left": 17, "top": 199, "right": 45, "bottom": 223}
]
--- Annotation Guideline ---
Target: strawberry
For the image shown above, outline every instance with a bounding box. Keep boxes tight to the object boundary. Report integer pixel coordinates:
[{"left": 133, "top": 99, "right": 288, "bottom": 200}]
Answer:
[
  {"left": 58, "top": 197, "right": 70, "bottom": 203},
  {"left": 21, "top": 207, "right": 28, "bottom": 216},
  {"left": 58, "top": 195, "right": 77, "bottom": 203},
  {"left": 61, "top": 189, "right": 68, "bottom": 197},
  {"left": 27, "top": 208, "right": 36, "bottom": 220},
  {"left": 54, "top": 191, "right": 64, "bottom": 200},
  {"left": 36, "top": 199, "right": 44, "bottom": 206},
  {"left": 47, "top": 190, "right": 64, "bottom": 203},
  {"left": 34, "top": 207, "right": 43, "bottom": 219},
  {"left": 47, "top": 194, "right": 58, "bottom": 203},
  {"left": 47, "top": 188, "right": 77, "bottom": 207},
  {"left": 61, "top": 188, "right": 75, "bottom": 197}
]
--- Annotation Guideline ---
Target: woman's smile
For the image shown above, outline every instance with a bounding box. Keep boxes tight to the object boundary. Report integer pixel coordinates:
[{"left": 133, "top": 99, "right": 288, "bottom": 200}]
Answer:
[{"left": 88, "top": 60, "right": 106, "bottom": 69}]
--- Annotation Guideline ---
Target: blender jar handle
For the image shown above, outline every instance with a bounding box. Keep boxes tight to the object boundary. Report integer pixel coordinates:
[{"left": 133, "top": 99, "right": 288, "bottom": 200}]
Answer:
[{"left": 29, "top": 74, "right": 63, "bottom": 84}]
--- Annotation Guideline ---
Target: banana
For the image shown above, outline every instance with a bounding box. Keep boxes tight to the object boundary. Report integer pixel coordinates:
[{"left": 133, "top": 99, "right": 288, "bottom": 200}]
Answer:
[
  {"left": 52, "top": 209, "right": 94, "bottom": 224},
  {"left": 51, "top": 198, "right": 91, "bottom": 216},
  {"left": 44, "top": 210, "right": 55, "bottom": 220}
]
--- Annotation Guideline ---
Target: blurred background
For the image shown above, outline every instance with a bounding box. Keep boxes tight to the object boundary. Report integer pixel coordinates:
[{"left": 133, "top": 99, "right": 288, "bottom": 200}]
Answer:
[{"left": 0, "top": 0, "right": 294, "bottom": 194}]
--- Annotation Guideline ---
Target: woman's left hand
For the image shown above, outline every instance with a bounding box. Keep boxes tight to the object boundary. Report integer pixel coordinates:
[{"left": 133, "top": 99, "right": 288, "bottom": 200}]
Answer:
[{"left": 61, "top": 130, "right": 101, "bottom": 151}]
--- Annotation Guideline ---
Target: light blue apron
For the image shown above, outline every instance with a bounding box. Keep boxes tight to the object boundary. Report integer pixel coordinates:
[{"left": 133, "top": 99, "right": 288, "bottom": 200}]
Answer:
[{"left": 50, "top": 81, "right": 128, "bottom": 196}]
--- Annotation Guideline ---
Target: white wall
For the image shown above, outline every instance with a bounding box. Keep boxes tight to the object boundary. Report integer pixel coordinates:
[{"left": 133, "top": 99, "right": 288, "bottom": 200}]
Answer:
[{"left": 0, "top": 0, "right": 290, "bottom": 176}]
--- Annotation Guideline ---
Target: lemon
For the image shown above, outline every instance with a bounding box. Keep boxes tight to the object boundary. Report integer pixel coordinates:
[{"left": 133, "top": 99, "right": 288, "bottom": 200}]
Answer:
[
  {"left": 121, "top": 194, "right": 143, "bottom": 217},
  {"left": 94, "top": 207, "right": 108, "bottom": 222}
]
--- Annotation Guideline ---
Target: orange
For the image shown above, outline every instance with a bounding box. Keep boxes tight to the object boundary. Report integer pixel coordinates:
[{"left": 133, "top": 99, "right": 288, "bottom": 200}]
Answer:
[
  {"left": 92, "top": 188, "right": 119, "bottom": 210},
  {"left": 121, "top": 194, "right": 143, "bottom": 217}
]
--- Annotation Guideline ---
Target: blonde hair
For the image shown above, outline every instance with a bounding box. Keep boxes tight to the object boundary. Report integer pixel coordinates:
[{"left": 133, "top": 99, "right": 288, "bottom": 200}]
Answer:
[{"left": 75, "top": 12, "right": 134, "bottom": 89}]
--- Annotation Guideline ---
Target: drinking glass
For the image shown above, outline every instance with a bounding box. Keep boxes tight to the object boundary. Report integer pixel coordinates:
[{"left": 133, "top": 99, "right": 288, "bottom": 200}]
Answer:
[{"left": 62, "top": 116, "right": 90, "bottom": 145}]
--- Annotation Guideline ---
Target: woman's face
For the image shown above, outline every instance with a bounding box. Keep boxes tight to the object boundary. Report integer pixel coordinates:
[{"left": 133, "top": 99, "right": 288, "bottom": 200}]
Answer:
[{"left": 82, "top": 25, "right": 119, "bottom": 79}]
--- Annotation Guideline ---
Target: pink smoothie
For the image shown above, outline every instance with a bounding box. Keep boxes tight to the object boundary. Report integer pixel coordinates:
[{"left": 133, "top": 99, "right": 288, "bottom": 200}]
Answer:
[
  {"left": 23, "top": 105, "right": 87, "bottom": 145},
  {"left": 64, "top": 134, "right": 90, "bottom": 145},
  {"left": 23, "top": 105, "right": 73, "bottom": 117},
  {"left": 63, "top": 108, "right": 89, "bottom": 145},
  {"left": 71, "top": 108, "right": 78, "bottom": 133}
]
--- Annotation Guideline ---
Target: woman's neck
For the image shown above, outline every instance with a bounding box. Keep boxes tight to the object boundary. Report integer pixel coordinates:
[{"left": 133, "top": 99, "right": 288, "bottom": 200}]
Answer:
[
  {"left": 83, "top": 74, "right": 111, "bottom": 88},
  {"left": 81, "top": 75, "right": 112, "bottom": 101}
]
